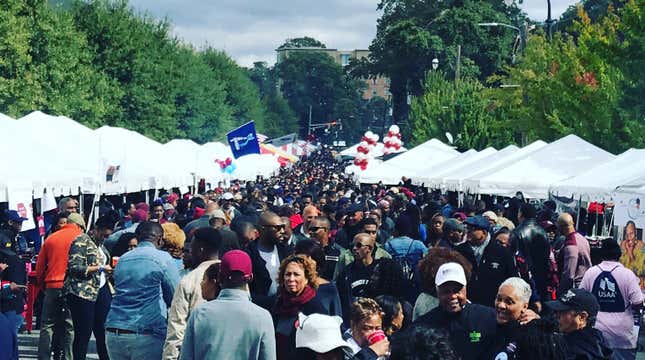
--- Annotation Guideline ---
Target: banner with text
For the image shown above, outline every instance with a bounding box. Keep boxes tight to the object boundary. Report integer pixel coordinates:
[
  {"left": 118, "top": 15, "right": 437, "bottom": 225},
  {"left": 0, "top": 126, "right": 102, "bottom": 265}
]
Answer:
[{"left": 226, "top": 121, "right": 261, "bottom": 159}]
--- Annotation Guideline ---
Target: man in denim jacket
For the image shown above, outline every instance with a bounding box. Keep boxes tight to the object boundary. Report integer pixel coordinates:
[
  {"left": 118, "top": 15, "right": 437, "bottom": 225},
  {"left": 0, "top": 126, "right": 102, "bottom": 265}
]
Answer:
[{"left": 105, "top": 221, "right": 180, "bottom": 360}]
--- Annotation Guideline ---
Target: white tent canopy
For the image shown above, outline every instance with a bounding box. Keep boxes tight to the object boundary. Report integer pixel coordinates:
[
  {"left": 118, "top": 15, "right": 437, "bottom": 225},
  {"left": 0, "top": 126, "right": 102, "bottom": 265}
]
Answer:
[
  {"left": 549, "top": 149, "right": 645, "bottom": 201},
  {"left": 475, "top": 135, "right": 615, "bottom": 199},
  {"left": 440, "top": 145, "right": 520, "bottom": 192},
  {"left": 460, "top": 140, "right": 548, "bottom": 194},
  {"left": 0, "top": 111, "right": 295, "bottom": 202},
  {"left": 414, "top": 147, "right": 499, "bottom": 189},
  {"left": 358, "top": 139, "right": 458, "bottom": 184},
  {"left": 615, "top": 176, "right": 645, "bottom": 195}
]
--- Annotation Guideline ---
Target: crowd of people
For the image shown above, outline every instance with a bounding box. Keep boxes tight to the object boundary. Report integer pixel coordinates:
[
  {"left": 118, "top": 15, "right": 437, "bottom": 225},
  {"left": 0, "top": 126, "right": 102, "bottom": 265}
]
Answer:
[{"left": 0, "top": 147, "right": 642, "bottom": 360}]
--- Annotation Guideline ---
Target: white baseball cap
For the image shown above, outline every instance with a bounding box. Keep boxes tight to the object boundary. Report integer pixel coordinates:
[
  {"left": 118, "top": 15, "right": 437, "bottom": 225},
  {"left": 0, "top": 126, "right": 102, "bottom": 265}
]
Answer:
[
  {"left": 222, "top": 192, "right": 234, "bottom": 200},
  {"left": 435, "top": 262, "right": 467, "bottom": 287},
  {"left": 295, "top": 313, "right": 351, "bottom": 354}
]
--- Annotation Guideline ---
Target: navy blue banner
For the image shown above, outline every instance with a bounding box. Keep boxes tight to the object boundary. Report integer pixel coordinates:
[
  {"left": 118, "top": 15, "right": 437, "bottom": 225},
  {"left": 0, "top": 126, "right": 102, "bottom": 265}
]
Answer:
[{"left": 226, "top": 121, "right": 261, "bottom": 158}]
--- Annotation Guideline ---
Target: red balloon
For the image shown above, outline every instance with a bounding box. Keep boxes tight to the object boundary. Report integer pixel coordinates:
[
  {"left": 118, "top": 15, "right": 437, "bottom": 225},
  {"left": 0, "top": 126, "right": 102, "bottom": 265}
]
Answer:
[
  {"left": 360, "top": 164, "right": 367, "bottom": 170},
  {"left": 394, "top": 144, "right": 401, "bottom": 150},
  {"left": 225, "top": 157, "right": 232, "bottom": 165},
  {"left": 353, "top": 158, "right": 360, "bottom": 165}
]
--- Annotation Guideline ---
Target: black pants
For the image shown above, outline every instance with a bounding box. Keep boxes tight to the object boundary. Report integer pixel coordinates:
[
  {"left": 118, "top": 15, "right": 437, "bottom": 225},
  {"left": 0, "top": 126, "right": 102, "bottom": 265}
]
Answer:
[{"left": 67, "top": 285, "right": 112, "bottom": 360}]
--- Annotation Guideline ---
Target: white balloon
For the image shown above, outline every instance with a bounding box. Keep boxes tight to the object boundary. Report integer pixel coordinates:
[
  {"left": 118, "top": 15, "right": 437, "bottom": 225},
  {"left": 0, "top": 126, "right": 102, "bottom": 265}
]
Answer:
[
  {"left": 389, "top": 125, "right": 400, "bottom": 134},
  {"left": 365, "top": 131, "right": 374, "bottom": 138},
  {"left": 372, "top": 134, "right": 380, "bottom": 142},
  {"left": 360, "top": 141, "right": 368, "bottom": 147}
]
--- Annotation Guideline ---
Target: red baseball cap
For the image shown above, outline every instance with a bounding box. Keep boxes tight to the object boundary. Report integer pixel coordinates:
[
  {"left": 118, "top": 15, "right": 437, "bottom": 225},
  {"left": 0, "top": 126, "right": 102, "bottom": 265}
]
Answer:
[{"left": 219, "top": 250, "right": 253, "bottom": 281}]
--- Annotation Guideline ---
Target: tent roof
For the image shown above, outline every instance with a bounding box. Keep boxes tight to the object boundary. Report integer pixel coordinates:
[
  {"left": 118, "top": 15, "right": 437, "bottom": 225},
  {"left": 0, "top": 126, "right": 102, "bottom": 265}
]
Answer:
[
  {"left": 550, "top": 148, "right": 645, "bottom": 200},
  {"left": 460, "top": 140, "right": 548, "bottom": 194},
  {"left": 414, "top": 147, "right": 499, "bottom": 188},
  {"left": 358, "top": 138, "right": 458, "bottom": 185},
  {"left": 476, "top": 135, "right": 615, "bottom": 198},
  {"left": 439, "top": 145, "right": 520, "bottom": 191}
]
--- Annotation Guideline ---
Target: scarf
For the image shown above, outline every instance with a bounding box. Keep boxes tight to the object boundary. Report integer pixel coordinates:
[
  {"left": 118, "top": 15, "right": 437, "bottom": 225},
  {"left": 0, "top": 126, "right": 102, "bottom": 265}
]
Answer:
[
  {"left": 470, "top": 235, "right": 491, "bottom": 265},
  {"left": 272, "top": 285, "right": 316, "bottom": 317}
]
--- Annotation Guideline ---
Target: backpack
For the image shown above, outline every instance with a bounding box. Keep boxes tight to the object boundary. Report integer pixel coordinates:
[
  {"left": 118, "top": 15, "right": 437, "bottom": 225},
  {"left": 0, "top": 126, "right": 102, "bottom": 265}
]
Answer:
[
  {"left": 591, "top": 265, "right": 625, "bottom": 313},
  {"left": 388, "top": 240, "right": 416, "bottom": 281}
]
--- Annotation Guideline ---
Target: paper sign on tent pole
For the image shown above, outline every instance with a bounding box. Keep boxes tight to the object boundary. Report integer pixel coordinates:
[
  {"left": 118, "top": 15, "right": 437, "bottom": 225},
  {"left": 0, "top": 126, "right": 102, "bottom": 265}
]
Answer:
[{"left": 7, "top": 187, "right": 36, "bottom": 232}]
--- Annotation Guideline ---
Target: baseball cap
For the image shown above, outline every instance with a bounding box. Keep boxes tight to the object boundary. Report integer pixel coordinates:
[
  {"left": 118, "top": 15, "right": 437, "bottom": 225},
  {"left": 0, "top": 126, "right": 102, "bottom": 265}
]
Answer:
[
  {"left": 464, "top": 215, "right": 490, "bottom": 232},
  {"left": 435, "top": 262, "right": 467, "bottom": 287},
  {"left": 443, "top": 218, "right": 465, "bottom": 233},
  {"left": 482, "top": 211, "right": 498, "bottom": 223},
  {"left": 295, "top": 313, "right": 352, "bottom": 354},
  {"left": 211, "top": 209, "right": 226, "bottom": 220},
  {"left": 546, "top": 288, "right": 600, "bottom": 317},
  {"left": 452, "top": 212, "right": 467, "bottom": 222},
  {"left": 222, "top": 192, "right": 234, "bottom": 201},
  {"left": 67, "top": 213, "right": 86, "bottom": 229},
  {"left": 5, "top": 210, "right": 28, "bottom": 222},
  {"left": 219, "top": 250, "right": 252, "bottom": 282}
]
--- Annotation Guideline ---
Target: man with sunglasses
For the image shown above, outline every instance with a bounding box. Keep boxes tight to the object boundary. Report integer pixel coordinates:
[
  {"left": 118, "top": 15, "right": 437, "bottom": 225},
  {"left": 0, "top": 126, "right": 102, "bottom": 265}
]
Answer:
[
  {"left": 336, "top": 233, "right": 383, "bottom": 325},
  {"left": 245, "top": 211, "right": 291, "bottom": 310},
  {"left": 307, "top": 216, "right": 344, "bottom": 281}
]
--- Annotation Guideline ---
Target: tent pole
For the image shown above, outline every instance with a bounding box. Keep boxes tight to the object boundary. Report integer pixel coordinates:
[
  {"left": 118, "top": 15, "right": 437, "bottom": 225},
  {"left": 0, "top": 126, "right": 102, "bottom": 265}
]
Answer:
[{"left": 575, "top": 196, "right": 582, "bottom": 233}]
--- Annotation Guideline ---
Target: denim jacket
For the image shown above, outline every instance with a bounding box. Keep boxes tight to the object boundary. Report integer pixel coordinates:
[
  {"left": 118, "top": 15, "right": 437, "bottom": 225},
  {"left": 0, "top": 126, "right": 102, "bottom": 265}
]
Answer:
[{"left": 105, "top": 241, "right": 180, "bottom": 339}]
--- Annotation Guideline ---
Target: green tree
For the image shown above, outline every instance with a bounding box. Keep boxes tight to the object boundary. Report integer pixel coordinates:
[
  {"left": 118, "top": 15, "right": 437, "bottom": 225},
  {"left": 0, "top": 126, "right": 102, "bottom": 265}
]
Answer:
[
  {"left": 410, "top": 71, "right": 513, "bottom": 150},
  {"left": 360, "top": 0, "right": 521, "bottom": 126},
  {"left": 489, "top": 3, "right": 643, "bottom": 153},
  {"left": 201, "top": 49, "right": 268, "bottom": 134},
  {"left": 277, "top": 37, "right": 326, "bottom": 49},
  {"left": 70, "top": 0, "right": 180, "bottom": 141},
  {"left": 276, "top": 51, "right": 363, "bottom": 136}
]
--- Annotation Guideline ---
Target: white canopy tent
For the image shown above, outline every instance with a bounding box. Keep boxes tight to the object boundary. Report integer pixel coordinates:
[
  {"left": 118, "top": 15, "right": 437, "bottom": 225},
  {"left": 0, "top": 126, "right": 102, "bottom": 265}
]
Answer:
[
  {"left": 439, "top": 145, "right": 520, "bottom": 192},
  {"left": 95, "top": 126, "right": 195, "bottom": 194},
  {"left": 358, "top": 139, "right": 458, "bottom": 184},
  {"left": 475, "top": 135, "right": 615, "bottom": 199},
  {"left": 615, "top": 176, "right": 645, "bottom": 196},
  {"left": 549, "top": 149, "right": 645, "bottom": 201},
  {"left": 460, "top": 141, "right": 548, "bottom": 194},
  {"left": 11, "top": 112, "right": 101, "bottom": 197},
  {"left": 414, "top": 147, "right": 499, "bottom": 189}
]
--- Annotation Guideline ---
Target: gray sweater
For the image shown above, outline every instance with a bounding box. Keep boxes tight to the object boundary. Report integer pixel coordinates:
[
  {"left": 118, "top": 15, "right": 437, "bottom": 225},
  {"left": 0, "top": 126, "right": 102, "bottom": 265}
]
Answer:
[{"left": 180, "top": 288, "right": 276, "bottom": 360}]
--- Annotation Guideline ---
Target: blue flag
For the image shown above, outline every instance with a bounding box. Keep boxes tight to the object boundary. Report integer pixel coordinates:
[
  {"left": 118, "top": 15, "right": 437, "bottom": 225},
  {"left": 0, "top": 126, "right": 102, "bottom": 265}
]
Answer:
[{"left": 226, "top": 121, "right": 261, "bottom": 158}]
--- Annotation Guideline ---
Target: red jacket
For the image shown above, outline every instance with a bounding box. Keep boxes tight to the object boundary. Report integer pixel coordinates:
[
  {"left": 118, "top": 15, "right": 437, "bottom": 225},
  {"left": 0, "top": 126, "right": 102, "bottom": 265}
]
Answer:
[{"left": 35, "top": 224, "right": 82, "bottom": 289}]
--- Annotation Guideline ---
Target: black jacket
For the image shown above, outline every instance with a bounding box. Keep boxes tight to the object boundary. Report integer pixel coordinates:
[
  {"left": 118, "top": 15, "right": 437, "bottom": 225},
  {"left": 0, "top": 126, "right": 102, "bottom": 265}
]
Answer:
[
  {"left": 245, "top": 240, "right": 292, "bottom": 310},
  {"left": 0, "top": 248, "right": 26, "bottom": 313},
  {"left": 564, "top": 327, "right": 612, "bottom": 360},
  {"left": 416, "top": 302, "right": 497, "bottom": 360},
  {"left": 457, "top": 240, "right": 517, "bottom": 307},
  {"left": 511, "top": 219, "right": 551, "bottom": 302}
]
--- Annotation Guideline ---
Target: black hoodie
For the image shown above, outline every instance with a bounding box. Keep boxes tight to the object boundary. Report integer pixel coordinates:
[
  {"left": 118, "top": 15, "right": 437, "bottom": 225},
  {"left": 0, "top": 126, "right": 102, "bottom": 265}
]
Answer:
[{"left": 564, "top": 326, "right": 612, "bottom": 360}]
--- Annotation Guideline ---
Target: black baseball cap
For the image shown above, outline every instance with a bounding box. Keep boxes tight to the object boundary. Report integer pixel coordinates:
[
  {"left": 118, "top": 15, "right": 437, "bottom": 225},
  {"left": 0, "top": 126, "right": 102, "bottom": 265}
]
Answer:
[{"left": 546, "top": 288, "right": 599, "bottom": 317}]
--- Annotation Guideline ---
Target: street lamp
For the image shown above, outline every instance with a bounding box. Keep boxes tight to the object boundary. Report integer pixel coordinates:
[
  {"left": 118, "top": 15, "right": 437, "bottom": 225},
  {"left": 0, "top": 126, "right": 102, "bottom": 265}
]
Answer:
[
  {"left": 478, "top": 22, "right": 523, "bottom": 64},
  {"left": 432, "top": 57, "right": 439, "bottom": 70}
]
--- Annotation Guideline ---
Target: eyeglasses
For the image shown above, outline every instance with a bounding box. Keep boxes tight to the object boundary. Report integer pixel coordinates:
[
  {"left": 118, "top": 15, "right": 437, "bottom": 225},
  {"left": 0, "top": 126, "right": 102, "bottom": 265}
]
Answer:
[
  {"left": 308, "top": 226, "right": 327, "bottom": 232},
  {"left": 263, "top": 224, "right": 286, "bottom": 231},
  {"left": 353, "top": 242, "right": 372, "bottom": 249}
]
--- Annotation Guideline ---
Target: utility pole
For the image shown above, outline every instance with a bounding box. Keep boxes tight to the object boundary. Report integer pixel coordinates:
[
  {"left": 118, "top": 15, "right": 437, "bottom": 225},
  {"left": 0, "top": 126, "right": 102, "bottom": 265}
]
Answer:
[
  {"left": 546, "top": 0, "right": 554, "bottom": 41},
  {"left": 307, "top": 104, "right": 312, "bottom": 136},
  {"left": 455, "top": 45, "right": 461, "bottom": 82}
]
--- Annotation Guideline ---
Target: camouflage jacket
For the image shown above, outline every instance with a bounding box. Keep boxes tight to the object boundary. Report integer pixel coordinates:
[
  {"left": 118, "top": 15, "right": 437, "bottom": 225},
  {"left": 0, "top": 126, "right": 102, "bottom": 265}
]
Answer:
[{"left": 63, "top": 233, "right": 108, "bottom": 302}]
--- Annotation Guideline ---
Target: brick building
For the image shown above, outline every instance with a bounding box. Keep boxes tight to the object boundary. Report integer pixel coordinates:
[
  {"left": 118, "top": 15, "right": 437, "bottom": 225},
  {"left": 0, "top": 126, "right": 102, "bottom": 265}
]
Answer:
[{"left": 275, "top": 47, "right": 391, "bottom": 100}]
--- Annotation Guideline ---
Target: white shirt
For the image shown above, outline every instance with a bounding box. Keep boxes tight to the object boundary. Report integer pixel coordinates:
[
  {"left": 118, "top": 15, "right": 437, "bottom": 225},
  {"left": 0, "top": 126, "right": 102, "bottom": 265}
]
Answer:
[{"left": 259, "top": 247, "right": 280, "bottom": 296}]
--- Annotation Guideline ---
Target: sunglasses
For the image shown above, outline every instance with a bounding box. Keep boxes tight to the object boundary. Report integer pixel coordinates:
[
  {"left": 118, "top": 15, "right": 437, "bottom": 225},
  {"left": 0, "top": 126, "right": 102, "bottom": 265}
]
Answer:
[
  {"left": 263, "top": 224, "right": 286, "bottom": 231},
  {"left": 308, "top": 226, "right": 327, "bottom": 232},
  {"left": 353, "top": 242, "right": 372, "bottom": 249}
]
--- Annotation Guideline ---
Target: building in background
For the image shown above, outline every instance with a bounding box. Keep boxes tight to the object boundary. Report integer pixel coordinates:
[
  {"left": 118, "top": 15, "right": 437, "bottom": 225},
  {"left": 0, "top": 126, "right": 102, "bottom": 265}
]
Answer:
[{"left": 276, "top": 47, "right": 390, "bottom": 101}]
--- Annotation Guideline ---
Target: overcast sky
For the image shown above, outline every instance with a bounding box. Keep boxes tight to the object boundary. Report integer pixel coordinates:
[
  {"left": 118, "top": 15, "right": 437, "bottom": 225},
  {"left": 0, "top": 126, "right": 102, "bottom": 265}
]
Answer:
[{"left": 128, "top": 0, "right": 578, "bottom": 67}]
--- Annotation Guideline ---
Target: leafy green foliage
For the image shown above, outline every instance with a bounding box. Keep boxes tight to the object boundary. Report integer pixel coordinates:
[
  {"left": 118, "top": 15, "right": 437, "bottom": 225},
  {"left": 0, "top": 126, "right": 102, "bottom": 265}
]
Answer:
[
  {"left": 0, "top": 0, "right": 299, "bottom": 144},
  {"left": 277, "top": 37, "right": 326, "bottom": 49}
]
